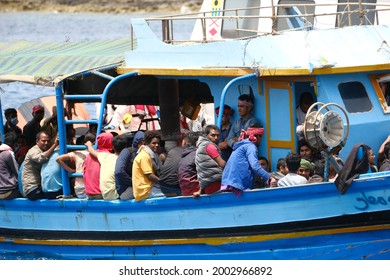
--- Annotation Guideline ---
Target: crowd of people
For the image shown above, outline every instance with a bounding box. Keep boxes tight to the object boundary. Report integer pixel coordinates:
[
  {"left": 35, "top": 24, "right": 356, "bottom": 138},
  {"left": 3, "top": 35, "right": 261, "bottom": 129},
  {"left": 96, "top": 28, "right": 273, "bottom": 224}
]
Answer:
[{"left": 0, "top": 92, "right": 387, "bottom": 201}]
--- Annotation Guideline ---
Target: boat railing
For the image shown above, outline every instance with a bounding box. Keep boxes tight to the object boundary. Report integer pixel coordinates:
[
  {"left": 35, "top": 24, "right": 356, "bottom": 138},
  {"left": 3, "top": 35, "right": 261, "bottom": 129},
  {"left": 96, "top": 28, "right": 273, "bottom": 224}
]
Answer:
[{"left": 130, "top": 2, "right": 390, "bottom": 46}]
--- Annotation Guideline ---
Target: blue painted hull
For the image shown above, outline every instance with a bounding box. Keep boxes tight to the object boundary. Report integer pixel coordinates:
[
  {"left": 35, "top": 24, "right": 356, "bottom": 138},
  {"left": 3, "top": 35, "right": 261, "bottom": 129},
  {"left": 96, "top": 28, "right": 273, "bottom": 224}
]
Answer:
[
  {"left": 1, "top": 172, "right": 390, "bottom": 259},
  {"left": 1, "top": 231, "right": 390, "bottom": 260}
]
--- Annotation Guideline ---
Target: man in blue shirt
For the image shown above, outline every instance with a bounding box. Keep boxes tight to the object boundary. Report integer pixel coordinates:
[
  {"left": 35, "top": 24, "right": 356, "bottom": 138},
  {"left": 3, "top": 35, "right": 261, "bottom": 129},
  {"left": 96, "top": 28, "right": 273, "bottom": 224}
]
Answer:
[
  {"left": 222, "top": 126, "right": 276, "bottom": 197},
  {"left": 215, "top": 105, "right": 233, "bottom": 161}
]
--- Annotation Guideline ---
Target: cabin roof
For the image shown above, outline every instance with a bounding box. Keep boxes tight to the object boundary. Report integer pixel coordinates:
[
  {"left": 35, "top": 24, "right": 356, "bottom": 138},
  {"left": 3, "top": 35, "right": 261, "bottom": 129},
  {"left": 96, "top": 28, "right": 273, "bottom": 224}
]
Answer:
[
  {"left": 119, "top": 20, "right": 390, "bottom": 76},
  {"left": 0, "top": 38, "right": 131, "bottom": 86}
]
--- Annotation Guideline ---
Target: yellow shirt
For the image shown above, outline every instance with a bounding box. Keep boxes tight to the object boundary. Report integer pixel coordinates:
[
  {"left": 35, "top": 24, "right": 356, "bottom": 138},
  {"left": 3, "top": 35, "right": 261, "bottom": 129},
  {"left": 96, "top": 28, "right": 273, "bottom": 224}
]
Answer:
[{"left": 132, "top": 149, "right": 154, "bottom": 201}]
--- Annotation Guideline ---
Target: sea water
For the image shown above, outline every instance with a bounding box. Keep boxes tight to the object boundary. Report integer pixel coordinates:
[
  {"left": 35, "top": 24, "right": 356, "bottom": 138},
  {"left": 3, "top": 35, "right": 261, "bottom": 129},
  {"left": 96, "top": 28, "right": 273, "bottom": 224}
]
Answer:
[{"left": 0, "top": 11, "right": 194, "bottom": 118}]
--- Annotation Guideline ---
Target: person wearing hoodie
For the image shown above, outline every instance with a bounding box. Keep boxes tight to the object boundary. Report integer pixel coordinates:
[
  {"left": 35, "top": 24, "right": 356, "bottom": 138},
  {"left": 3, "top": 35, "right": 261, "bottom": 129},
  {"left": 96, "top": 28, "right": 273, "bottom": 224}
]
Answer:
[
  {"left": 221, "top": 126, "right": 276, "bottom": 197},
  {"left": 83, "top": 132, "right": 113, "bottom": 199},
  {"left": 86, "top": 134, "right": 127, "bottom": 200},
  {"left": 178, "top": 131, "right": 201, "bottom": 197},
  {"left": 114, "top": 130, "right": 145, "bottom": 200}
]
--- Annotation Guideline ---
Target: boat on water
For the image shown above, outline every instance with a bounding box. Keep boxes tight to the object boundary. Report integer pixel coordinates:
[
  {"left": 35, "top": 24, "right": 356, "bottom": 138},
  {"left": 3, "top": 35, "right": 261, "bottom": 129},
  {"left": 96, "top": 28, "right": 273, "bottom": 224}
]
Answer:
[{"left": 1, "top": 0, "right": 390, "bottom": 260}]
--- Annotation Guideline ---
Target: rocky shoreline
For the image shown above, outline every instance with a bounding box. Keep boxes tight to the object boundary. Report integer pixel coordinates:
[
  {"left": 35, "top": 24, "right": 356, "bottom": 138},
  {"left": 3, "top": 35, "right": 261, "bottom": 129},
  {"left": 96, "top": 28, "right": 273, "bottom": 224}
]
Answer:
[{"left": 0, "top": 0, "right": 202, "bottom": 14}]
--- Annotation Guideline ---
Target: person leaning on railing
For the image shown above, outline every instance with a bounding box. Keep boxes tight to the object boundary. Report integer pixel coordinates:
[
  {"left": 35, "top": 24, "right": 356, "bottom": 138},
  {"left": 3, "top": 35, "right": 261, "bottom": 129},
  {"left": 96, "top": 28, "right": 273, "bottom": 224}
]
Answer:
[{"left": 221, "top": 126, "right": 276, "bottom": 197}]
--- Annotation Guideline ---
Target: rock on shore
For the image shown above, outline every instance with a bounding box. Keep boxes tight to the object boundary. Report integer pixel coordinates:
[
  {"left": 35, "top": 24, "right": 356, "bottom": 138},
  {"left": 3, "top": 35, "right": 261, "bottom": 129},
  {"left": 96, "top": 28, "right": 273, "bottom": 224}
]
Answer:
[{"left": 0, "top": 0, "right": 202, "bottom": 13}]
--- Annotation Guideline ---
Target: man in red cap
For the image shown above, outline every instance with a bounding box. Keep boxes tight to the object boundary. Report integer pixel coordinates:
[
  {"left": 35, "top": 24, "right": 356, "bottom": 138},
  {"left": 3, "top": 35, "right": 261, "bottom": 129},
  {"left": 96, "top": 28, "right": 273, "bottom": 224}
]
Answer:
[{"left": 23, "top": 105, "right": 45, "bottom": 147}]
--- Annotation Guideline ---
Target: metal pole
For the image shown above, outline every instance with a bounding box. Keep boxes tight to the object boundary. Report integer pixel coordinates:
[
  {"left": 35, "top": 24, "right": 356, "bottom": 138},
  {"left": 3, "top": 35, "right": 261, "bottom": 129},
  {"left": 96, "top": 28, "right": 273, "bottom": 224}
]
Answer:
[
  {"left": 158, "top": 79, "right": 180, "bottom": 151},
  {"left": 98, "top": 71, "right": 139, "bottom": 135},
  {"left": 162, "top": 19, "right": 171, "bottom": 43},
  {"left": 358, "top": 0, "right": 364, "bottom": 25},
  {"left": 55, "top": 82, "right": 71, "bottom": 196},
  {"left": 201, "top": 15, "right": 206, "bottom": 42}
]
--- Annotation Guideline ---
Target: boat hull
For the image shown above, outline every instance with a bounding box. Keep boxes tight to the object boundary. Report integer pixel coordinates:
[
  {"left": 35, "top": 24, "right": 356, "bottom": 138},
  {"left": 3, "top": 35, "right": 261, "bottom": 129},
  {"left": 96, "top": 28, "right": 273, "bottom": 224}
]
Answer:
[{"left": 1, "top": 226, "right": 390, "bottom": 260}]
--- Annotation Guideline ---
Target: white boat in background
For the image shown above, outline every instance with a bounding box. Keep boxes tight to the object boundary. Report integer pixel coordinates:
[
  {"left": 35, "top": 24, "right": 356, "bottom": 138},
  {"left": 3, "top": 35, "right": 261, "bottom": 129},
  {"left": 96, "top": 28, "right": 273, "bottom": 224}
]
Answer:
[{"left": 1, "top": 0, "right": 390, "bottom": 259}]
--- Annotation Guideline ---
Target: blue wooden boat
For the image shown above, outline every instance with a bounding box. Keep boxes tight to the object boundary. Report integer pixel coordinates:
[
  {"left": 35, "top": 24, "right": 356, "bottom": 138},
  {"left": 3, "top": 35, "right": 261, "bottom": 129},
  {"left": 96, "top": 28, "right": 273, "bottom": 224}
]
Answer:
[{"left": 1, "top": 0, "right": 390, "bottom": 259}]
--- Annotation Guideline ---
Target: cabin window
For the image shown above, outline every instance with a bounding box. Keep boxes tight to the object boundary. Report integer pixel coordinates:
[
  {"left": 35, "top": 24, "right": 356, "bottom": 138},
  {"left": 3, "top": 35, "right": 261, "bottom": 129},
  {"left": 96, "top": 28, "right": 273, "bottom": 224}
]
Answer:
[
  {"left": 374, "top": 74, "right": 390, "bottom": 114},
  {"left": 338, "top": 81, "right": 372, "bottom": 113}
]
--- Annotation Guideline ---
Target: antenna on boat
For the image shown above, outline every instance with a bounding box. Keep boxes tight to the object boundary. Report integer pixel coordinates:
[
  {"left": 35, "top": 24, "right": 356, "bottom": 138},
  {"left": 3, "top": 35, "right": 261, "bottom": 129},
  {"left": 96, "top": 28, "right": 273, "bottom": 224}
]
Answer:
[{"left": 303, "top": 102, "right": 350, "bottom": 180}]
